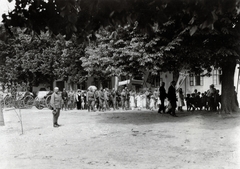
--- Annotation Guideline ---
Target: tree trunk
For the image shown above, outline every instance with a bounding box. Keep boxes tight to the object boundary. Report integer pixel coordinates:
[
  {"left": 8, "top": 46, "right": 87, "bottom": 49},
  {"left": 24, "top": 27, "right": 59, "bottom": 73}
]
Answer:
[
  {"left": 0, "top": 91, "right": 4, "bottom": 126},
  {"left": 221, "top": 60, "right": 239, "bottom": 114}
]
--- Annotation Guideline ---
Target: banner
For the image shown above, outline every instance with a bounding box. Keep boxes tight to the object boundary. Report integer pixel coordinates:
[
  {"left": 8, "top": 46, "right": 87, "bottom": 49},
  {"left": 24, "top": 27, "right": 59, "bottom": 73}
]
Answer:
[
  {"left": 176, "top": 71, "right": 188, "bottom": 90},
  {"left": 118, "top": 80, "right": 130, "bottom": 86}
]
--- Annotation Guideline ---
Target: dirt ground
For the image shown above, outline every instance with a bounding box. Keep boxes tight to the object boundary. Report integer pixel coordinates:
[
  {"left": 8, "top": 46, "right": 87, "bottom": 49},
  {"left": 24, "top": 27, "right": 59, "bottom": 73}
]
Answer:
[{"left": 1, "top": 107, "right": 240, "bottom": 169}]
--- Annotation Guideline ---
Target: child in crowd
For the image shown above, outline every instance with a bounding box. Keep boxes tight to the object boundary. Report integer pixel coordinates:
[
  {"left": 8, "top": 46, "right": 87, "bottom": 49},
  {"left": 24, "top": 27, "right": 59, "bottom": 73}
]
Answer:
[
  {"left": 201, "top": 92, "right": 208, "bottom": 110},
  {"left": 215, "top": 90, "right": 221, "bottom": 111},
  {"left": 149, "top": 95, "right": 155, "bottom": 111}
]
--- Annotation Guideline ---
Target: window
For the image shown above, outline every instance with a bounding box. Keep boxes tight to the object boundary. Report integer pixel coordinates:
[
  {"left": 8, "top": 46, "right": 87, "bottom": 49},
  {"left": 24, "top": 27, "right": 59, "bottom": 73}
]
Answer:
[
  {"left": 190, "top": 74, "right": 194, "bottom": 86},
  {"left": 195, "top": 74, "right": 203, "bottom": 86},
  {"left": 147, "top": 73, "right": 161, "bottom": 87},
  {"left": 213, "top": 69, "right": 222, "bottom": 85},
  {"left": 155, "top": 76, "right": 160, "bottom": 87},
  {"left": 190, "top": 73, "right": 203, "bottom": 86}
]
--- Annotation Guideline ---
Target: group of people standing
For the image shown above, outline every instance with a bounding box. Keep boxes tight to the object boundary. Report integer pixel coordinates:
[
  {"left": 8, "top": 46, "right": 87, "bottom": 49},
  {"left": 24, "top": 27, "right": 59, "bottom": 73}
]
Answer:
[
  {"left": 49, "top": 81, "right": 180, "bottom": 127},
  {"left": 185, "top": 84, "right": 223, "bottom": 112},
  {"left": 158, "top": 81, "right": 178, "bottom": 117},
  {"left": 50, "top": 81, "right": 232, "bottom": 127}
]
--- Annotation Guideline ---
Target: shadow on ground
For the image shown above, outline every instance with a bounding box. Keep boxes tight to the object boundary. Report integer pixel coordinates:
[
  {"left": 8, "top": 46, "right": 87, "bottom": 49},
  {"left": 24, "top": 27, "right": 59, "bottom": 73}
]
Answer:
[{"left": 96, "top": 110, "right": 240, "bottom": 129}]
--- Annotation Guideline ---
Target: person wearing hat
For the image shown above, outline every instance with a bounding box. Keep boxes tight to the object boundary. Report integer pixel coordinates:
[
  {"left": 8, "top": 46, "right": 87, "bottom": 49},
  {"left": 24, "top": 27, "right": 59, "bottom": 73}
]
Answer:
[
  {"left": 158, "top": 82, "right": 167, "bottom": 114},
  {"left": 75, "top": 89, "right": 82, "bottom": 110},
  {"left": 167, "top": 81, "right": 178, "bottom": 117},
  {"left": 207, "top": 84, "right": 217, "bottom": 111},
  {"left": 50, "top": 87, "right": 62, "bottom": 127}
]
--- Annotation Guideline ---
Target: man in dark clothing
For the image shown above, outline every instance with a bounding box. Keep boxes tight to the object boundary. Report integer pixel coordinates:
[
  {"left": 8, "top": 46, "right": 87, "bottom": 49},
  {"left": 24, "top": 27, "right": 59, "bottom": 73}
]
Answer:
[
  {"left": 167, "top": 81, "right": 178, "bottom": 117},
  {"left": 62, "top": 88, "right": 68, "bottom": 111},
  {"left": 158, "top": 82, "right": 167, "bottom": 114}
]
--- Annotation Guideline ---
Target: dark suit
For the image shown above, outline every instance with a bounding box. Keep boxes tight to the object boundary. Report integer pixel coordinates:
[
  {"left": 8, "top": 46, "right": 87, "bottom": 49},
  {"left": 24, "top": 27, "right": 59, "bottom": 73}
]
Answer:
[
  {"left": 167, "top": 85, "right": 177, "bottom": 115},
  {"left": 158, "top": 86, "right": 167, "bottom": 113}
]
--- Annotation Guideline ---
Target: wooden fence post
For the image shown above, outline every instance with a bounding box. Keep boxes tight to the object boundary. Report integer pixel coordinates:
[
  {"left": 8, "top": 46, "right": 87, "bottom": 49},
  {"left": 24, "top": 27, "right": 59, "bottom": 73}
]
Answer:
[{"left": 0, "top": 90, "right": 4, "bottom": 126}]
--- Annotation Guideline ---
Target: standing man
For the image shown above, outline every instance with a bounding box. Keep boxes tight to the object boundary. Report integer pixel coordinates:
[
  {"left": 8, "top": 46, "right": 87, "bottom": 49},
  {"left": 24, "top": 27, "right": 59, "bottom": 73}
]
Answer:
[
  {"left": 158, "top": 82, "right": 167, "bottom": 114},
  {"left": 62, "top": 88, "right": 68, "bottom": 111},
  {"left": 86, "top": 88, "right": 95, "bottom": 112},
  {"left": 167, "top": 81, "right": 178, "bottom": 117},
  {"left": 75, "top": 89, "right": 82, "bottom": 110},
  {"left": 68, "top": 90, "right": 75, "bottom": 110},
  {"left": 103, "top": 88, "right": 110, "bottom": 110},
  {"left": 50, "top": 87, "right": 62, "bottom": 127}
]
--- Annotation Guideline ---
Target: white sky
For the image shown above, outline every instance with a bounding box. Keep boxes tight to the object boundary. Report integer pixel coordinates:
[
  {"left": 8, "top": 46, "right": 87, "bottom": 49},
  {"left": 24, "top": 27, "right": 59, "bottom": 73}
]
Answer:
[{"left": 0, "top": 0, "right": 15, "bottom": 22}]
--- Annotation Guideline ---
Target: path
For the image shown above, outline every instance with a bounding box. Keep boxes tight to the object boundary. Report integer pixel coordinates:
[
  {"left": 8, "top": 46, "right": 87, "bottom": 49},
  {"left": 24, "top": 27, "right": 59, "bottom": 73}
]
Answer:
[{"left": 0, "top": 108, "right": 240, "bottom": 169}]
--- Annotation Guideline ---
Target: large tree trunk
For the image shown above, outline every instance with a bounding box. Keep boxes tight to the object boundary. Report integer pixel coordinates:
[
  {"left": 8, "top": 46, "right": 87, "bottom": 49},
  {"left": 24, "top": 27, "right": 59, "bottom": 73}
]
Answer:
[{"left": 221, "top": 60, "right": 239, "bottom": 114}]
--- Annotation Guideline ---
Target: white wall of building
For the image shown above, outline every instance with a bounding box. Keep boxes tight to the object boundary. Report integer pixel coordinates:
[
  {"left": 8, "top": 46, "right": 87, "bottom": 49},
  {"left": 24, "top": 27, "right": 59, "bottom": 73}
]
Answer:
[{"left": 180, "top": 65, "right": 240, "bottom": 97}]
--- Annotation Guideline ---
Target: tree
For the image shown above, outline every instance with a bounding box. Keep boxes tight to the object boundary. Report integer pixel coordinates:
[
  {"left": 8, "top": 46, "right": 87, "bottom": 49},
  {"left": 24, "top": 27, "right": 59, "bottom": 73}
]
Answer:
[
  {"left": 55, "top": 37, "right": 88, "bottom": 85},
  {"left": 0, "top": 29, "right": 59, "bottom": 89},
  {"left": 3, "top": 0, "right": 240, "bottom": 113},
  {"left": 0, "top": 28, "right": 88, "bottom": 90}
]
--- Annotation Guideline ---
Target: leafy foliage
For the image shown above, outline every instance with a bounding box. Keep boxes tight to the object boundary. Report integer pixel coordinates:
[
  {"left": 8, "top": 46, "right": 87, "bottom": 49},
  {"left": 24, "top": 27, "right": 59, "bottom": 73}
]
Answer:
[
  {"left": 2, "top": 0, "right": 240, "bottom": 111},
  {"left": 0, "top": 29, "right": 87, "bottom": 87}
]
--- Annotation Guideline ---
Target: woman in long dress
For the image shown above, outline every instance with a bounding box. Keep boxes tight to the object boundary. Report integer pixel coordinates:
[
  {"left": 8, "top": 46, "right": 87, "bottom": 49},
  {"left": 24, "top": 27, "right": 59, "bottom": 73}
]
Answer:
[
  {"left": 129, "top": 90, "right": 135, "bottom": 110},
  {"left": 149, "top": 95, "right": 155, "bottom": 110},
  {"left": 142, "top": 92, "right": 146, "bottom": 108},
  {"left": 136, "top": 93, "right": 142, "bottom": 110},
  {"left": 177, "top": 88, "right": 185, "bottom": 111}
]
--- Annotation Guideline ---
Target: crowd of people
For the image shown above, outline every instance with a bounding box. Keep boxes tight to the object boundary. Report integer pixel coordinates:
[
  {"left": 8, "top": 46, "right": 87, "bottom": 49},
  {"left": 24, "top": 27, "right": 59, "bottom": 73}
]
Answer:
[
  {"left": 50, "top": 82, "right": 239, "bottom": 127},
  {"left": 53, "top": 83, "right": 234, "bottom": 113},
  {"left": 57, "top": 87, "right": 161, "bottom": 112},
  {"left": 184, "top": 85, "right": 222, "bottom": 112}
]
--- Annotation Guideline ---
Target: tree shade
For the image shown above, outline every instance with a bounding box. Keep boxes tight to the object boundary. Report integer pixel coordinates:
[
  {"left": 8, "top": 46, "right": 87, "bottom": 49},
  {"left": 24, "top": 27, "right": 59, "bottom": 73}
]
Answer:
[{"left": 2, "top": 0, "right": 240, "bottom": 113}]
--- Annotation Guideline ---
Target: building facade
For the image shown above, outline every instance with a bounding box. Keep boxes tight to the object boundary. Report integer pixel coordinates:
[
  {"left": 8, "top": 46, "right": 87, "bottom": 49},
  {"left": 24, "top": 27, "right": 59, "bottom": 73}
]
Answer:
[{"left": 177, "top": 65, "right": 240, "bottom": 100}]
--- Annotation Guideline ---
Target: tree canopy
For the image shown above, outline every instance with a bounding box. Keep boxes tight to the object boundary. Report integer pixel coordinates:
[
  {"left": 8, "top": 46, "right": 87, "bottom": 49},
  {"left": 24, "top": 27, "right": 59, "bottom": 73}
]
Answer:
[{"left": 2, "top": 0, "right": 240, "bottom": 113}]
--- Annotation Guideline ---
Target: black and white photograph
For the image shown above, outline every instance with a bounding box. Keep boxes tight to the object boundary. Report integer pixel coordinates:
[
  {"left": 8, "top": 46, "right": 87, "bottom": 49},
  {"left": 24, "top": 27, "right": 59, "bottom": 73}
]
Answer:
[{"left": 0, "top": 0, "right": 240, "bottom": 168}]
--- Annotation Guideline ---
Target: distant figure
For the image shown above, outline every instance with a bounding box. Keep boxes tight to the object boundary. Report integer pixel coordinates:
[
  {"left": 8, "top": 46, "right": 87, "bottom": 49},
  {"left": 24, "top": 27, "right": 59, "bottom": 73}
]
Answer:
[
  {"left": 103, "top": 88, "right": 110, "bottom": 110},
  {"left": 167, "top": 81, "right": 178, "bottom": 117},
  {"left": 125, "top": 87, "right": 130, "bottom": 109},
  {"left": 94, "top": 89, "right": 102, "bottom": 111},
  {"left": 201, "top": 92, "right": 208, "bottom": 111},
  {"left": 177, "top": 88, "right": 185, "bottom": 111},
  {"left": 50, "top": 87, "right": 62, "bottom": 127},
  {"left": 68, "top": 90, "right": 75, "bottom": 110},
  {"left": 75, "top": 89, "right": 82, "bottom": 110},
  {"left": 62, "top": 88, "right": 68, "bottom": 111},
  {"left": 149, "top": 95, "right": 155, "bottom": 111},
  {"left": 158, "top": 82, "right": 167, "bottom": 114},
  {"left": 129, "top": 90, "right": 136, "bottom": 110},
  {"left": 215, "top": 90, "right": 221, "bottom": 111},
  {"left": 121, "top": 89, "right": 126, "bottom": 110},
  {"left": 86, "top": 88, "right": 95, "bottom": 112},
  {"left": 185, "top": 94, "right": 191, "bottom": 111},
  {"left": 145, "top": 89, "right": 151, "bottom": 109},
  {"left": 194, "top": 92, "right": 201, "bottom": 110},
  {"left": 190, "top": 93, "right": 196, "bottom": 111},
  {"left": 207, "top": 84, "right": 217, "bottom": 111}
]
